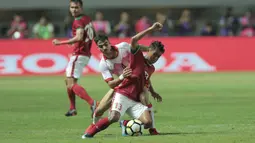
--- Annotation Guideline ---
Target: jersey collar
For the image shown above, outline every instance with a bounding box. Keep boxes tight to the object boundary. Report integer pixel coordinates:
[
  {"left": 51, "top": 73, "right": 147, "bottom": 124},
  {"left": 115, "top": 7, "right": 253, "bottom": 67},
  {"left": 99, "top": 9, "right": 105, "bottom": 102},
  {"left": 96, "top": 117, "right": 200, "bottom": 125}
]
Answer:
[
  {"left": 103, "top": 46, "right": 119, "bottom": 60},
  {"left": 75, "top": 14, "right": 84, "bottom": 20},
  {"left": 145, "top": 58, "right": 153, "bottom": 66}
]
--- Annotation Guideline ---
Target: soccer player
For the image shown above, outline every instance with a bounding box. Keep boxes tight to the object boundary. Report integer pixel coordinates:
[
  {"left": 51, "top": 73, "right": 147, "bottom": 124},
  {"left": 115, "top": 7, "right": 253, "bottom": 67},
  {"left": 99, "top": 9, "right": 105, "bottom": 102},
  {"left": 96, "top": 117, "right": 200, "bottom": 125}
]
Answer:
[
  {"left": 82, "top": 22, "right": 163, "bottom": 138},
  {"left": 120, "top": 40, "right": 165, "bottom": 136},
  {"left": 52, "top": 0, "right": 97, "bottom": 117},
  {"left": 92, "top": 34, "right": 162, "bottom": 135}
]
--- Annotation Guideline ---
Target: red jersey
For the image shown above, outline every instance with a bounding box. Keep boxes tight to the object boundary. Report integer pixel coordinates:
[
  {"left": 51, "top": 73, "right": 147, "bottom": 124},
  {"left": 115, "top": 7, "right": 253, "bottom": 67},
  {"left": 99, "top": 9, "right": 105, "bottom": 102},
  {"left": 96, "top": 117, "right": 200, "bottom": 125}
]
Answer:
[
  {"left": 72, "top": 15, "right": 94, "bottom": 56},
  {"left": 144, "top": 62, "right": 155, "bottom": 88},
  {"left": 115, "top": 49, "right": 145, "bottom": 102}
]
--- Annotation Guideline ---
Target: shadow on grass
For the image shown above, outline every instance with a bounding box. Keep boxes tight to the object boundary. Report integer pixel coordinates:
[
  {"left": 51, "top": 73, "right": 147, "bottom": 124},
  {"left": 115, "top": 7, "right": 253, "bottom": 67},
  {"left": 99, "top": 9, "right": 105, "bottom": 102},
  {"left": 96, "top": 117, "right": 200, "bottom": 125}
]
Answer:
[{"left": 102, "top": 131, "right": 227, "bottom": 137}]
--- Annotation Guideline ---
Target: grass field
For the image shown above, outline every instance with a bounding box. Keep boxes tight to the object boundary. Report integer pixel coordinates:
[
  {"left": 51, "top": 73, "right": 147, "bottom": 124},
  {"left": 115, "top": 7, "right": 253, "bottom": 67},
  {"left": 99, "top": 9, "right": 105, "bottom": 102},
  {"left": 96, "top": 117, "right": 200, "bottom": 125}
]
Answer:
[{"left": 1, "top": 73, "right": 255, "bottom": 143}]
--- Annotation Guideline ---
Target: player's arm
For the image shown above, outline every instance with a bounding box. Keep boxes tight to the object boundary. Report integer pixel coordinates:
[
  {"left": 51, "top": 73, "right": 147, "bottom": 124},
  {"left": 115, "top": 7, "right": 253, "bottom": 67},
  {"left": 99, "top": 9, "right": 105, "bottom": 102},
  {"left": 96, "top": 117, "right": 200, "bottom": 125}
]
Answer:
[
  {"left": 139, "top": 44, "right": 150, "bottom": 52},
  {"left": 130, "top": 22, "right": 162, "bottom": 52},
  {"left": 53, "top": 28, "right": 84, "bottom": 45},
  {"left": 100, "top": 61, "right": 132, "bottom": 89},
  {"left": 107, "top": 67, "right": 132, "bottom": 88},
  {"left": 101, "top": 70, "right": 122, "bottom": 89},
  {"left": 148, "top": 79, "right": 155, "bottom": 93},
  {"left": 149, "top": 79, "right": 162, "bottom": 102}
]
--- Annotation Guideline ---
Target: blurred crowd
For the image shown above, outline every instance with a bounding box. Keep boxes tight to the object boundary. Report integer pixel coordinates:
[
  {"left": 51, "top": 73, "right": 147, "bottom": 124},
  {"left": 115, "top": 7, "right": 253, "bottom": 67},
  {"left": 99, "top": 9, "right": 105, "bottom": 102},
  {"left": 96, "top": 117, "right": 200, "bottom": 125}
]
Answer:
[{"left": 3, "top": 8, "right": 255, "bottom": 40}]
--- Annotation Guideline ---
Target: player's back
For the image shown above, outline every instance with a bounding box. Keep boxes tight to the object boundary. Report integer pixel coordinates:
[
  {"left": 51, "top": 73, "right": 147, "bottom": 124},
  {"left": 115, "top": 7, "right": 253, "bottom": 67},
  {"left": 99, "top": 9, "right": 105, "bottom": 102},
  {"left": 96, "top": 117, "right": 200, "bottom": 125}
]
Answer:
[
  {"left": 72, "top": 15, "right": 94, "bottom": 57},
  {"left": 116, "top": 49, "right": 145, "bottom": 102}
]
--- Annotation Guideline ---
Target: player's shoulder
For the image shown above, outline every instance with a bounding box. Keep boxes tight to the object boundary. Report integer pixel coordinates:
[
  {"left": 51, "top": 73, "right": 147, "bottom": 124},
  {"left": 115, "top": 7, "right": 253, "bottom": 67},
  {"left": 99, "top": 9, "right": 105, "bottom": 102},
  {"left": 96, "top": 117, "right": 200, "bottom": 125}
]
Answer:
[
  {"left": 115, "top": 42, "right": 131, "bottom": 50},
  {"left": 81, "top": 15, "right": 92, "bottom": 21},
  {"left": 99, "top": 58, "right": 108, "bottom": 70},
  {"left": 73, "top": 15, "right": 91, "bottom": 24}
]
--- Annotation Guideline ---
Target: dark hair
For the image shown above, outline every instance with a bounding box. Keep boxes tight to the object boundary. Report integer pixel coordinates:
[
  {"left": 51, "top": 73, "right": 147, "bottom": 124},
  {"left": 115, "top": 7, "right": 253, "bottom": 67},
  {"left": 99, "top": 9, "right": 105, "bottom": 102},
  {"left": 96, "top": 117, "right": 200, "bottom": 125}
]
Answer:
[
  {"left": 205, "top": 21, "right": 212, "bottom": 27},
  {"left": 94, "top": 34, "right": 109, "bottom": 44},
  {"left": 70, "top": 0, "right": 83, "bottom": 6},
  {"left": 150, "top": 41, "right": 165, "bottom": 53}
]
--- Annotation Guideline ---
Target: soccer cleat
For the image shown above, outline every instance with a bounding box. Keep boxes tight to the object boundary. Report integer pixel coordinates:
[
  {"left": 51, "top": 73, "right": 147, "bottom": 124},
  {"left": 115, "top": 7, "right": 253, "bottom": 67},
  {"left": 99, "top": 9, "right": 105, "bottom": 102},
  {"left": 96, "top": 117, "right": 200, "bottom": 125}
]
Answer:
[
  {"left": 90, "top": 100, "right": 99, "bottom": 118},
  {"left": 65, "top": 109, "right": 77, "bottom": 117},
  {"left": 119, "top": 120, "right": 128, "bottom": 136},
  {"left": 81, "top": 133, "right": 93, "bottom": 139},
  {"left": 149, "top": 128, "right": 159, "bottom": 135}
]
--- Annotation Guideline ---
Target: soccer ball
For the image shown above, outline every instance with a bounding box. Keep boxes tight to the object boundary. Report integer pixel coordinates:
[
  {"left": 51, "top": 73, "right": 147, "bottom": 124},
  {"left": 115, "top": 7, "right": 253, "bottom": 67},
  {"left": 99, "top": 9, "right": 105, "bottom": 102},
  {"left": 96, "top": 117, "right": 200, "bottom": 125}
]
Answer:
[{"left": 125, "top": 119, "right": 144, "bottom": 136}]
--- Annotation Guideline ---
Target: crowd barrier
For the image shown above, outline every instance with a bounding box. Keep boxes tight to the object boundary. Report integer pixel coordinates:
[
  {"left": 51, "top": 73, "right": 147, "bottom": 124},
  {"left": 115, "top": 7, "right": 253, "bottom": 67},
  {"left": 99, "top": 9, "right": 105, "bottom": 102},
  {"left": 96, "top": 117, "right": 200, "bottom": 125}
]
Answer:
[{"left": 0, "top": 37, "right": 254, "bottom": 76}]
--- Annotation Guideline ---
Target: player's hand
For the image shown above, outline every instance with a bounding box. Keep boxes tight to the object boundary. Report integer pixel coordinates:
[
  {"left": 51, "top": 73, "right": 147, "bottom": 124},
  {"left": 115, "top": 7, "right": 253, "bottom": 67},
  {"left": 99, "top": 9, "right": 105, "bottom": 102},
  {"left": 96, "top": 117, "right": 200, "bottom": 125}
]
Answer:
[
  {"left": 52, "top": 39, "right": 61, "bottom": 46},
  {"left": 123, "top": 67, "right": 132, "bottom": 78},
  {"left": 151, "top": 22, "right": 163, "bottom": 31},
  {"left": 151, "top": 92, "right": 162, "bottom": 102}
]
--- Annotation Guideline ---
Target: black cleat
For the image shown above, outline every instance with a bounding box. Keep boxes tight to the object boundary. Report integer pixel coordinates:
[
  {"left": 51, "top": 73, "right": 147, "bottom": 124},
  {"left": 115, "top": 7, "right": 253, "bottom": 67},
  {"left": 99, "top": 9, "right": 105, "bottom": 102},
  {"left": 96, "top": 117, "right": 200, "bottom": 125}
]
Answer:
[{"left": 65, "top": 109, "right": 77, "bottom": 117}]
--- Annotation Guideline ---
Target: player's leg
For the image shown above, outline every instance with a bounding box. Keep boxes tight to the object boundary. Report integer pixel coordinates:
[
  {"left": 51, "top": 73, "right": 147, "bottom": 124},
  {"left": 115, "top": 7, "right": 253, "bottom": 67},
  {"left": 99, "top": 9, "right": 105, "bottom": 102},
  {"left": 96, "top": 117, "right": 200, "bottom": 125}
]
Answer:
[
  {"left": 65, "top": 79, "right": 77, "bottom": 116},
  {"left": 82, "top": 93, "right": 129, "bottom": 138},
  {"left": 130, "top": 103, "right": 152, "bottom": 129},
  {"left": 119, "top": 101, "right": 152, "bottom": 136},
  {"left": 140, "top": 89, "right": 159, "bottom": 135},
  {"left": 65, "top": 55, "right": 96, "bottom": 116},
  {"left": 93, "top": 89, "right": 114, "bottom": 124}
]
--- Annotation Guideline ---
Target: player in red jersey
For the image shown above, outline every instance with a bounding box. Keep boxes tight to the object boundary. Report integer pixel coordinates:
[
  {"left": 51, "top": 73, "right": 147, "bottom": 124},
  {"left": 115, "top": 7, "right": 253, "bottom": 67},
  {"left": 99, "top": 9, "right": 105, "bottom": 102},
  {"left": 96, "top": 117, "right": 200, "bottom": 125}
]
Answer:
[
  {"left": 119, "top": 40, "right": 165, "bottom": 136},
  {"left": 82, "top": 23, "right": 163, "bottom": 138},
  {"left": 52, "top": 0, "right": 97, "bottom": 117}
]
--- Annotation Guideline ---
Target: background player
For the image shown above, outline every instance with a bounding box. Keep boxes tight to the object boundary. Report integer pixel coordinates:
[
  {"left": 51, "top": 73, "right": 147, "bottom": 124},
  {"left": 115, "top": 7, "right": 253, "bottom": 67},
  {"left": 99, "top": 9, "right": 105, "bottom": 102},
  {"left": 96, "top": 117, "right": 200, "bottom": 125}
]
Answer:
[
  {"left": 82, "top": 23, "right": 163, "bottom": 138},
  {"left": 52, "top": 0, "right": 97, "bottom": 117}
]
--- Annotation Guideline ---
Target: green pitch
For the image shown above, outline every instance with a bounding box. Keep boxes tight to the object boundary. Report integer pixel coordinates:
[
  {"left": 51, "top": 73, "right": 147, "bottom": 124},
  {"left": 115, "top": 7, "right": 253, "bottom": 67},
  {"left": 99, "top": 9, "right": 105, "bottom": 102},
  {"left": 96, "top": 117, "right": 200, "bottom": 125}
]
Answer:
[{"left": 1, "top": 73, "right": 255, "bottom": 143}]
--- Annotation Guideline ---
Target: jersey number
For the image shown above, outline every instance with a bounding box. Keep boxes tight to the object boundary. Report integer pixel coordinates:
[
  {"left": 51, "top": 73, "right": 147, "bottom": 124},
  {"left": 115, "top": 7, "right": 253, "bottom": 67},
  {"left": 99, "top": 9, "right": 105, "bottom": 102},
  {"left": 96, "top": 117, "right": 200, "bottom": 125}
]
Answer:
[{"left": 84, "top": 22, "right": 94, "bottom": 42}]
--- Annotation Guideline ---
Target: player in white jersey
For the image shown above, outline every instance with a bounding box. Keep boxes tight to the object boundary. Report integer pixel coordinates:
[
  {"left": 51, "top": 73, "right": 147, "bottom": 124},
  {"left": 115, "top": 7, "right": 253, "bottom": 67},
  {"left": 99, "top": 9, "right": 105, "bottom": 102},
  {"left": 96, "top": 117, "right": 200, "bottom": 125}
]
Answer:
[{"left": 92, "top": 34, "right": 162, "bottom": 135}]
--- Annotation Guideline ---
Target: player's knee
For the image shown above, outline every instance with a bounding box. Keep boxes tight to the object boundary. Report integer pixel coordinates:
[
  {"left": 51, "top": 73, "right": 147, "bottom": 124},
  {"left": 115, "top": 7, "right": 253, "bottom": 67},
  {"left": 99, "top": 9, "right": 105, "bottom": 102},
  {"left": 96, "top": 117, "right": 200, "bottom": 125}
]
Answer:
[
  {"left": 140, "top": 94, "right": 147, "bottom": 105},
  {"left": 66, "top": 83, "right": 74, "bottom": 89},
  {"left": 143, "top": 118, "right": 152, "bottom": 129},
  {"left": 109, "top": 112, "right": 120, "bottom": 123}
]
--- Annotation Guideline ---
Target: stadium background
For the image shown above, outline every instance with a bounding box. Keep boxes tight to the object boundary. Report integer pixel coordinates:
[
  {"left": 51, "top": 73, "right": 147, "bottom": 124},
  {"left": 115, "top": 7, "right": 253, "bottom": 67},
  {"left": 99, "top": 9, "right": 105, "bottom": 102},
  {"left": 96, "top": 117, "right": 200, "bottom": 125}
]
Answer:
[{"left": 1, "top": 1, "right": 255, "bottom": 143}]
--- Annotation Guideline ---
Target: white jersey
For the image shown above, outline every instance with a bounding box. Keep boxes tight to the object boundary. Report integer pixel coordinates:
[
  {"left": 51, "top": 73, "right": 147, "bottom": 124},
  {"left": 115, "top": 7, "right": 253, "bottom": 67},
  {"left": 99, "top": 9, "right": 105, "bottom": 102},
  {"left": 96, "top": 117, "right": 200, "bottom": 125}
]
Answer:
[{"left": 99, "top": 42, "right": 131, "bottom": 82}]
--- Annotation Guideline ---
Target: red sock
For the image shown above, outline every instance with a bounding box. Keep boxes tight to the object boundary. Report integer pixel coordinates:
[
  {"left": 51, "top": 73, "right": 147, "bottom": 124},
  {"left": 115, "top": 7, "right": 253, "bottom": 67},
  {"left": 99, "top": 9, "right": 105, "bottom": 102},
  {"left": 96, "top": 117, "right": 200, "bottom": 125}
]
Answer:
[
  {"left": 67, "top": 88, "right": 76, "bottom": 110},
  {"left": 86, "top": 117, "right": 111, "bottom": 136},
  {"left": 72, "top": 84, "right": 94, "bottom": 106},
  {"left": 147, "top": 103, "right": 152, "bottom": 108},
  {"left": 123, "top": 120, "right": 129, "bottom": 126}
]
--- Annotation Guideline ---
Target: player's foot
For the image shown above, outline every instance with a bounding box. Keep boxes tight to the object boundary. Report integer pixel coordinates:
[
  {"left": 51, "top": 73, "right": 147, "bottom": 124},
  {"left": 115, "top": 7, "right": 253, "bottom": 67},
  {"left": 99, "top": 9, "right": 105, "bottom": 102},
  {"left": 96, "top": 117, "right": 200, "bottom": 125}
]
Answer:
[
  {"left": 119, "top": 120, "right": 128, "bottom": 136},
  {"left": 149, "top": 128, "right": 159, "bottom": 135},
  {"left": 65, "top": 109, "right": 77, "bottom": 117},
  {"left": 81, "top": 133, "right": 93, "bottom": 139},
  {"left": 90, "top": 100, "right": 98, "bottom": 118}
]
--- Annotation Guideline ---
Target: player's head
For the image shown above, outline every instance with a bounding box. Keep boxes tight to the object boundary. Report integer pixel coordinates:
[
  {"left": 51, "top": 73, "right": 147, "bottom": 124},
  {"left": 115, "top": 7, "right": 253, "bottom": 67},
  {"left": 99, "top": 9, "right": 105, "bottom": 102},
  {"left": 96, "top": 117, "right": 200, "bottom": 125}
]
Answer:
[
  {"left": 39, "top": 16, "right": 48, "bottom": 25},
  {"left": 146, "top": 41, "right": 165, "bottom": 64},
  {"left": 94, "top": 34, "right": 112, "bottom": 54},
  {"left": 69, "top": 0, "right": 83, "bottom": 17}
]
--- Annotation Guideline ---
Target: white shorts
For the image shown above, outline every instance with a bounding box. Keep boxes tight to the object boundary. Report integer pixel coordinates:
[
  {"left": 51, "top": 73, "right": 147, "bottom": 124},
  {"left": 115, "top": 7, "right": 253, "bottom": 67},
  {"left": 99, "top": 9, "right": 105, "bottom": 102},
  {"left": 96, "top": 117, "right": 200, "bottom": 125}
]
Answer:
[
  {"left": 111, "top": 92, "right": 148, "bottom": 119},
  {"left": 66, "top": 55, "right": 90, "bottom": 79}
]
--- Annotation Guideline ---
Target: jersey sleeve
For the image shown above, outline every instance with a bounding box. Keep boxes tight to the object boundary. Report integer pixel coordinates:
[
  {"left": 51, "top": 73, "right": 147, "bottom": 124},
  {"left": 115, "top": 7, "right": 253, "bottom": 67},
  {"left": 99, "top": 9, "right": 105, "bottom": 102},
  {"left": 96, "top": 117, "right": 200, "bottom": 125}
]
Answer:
[
  {"left": 99, "top": 60, "right": 114, "bottom": 82},
  {"left": 115, "top": 42, "right": 132, "bottom": 54},
  {"left": 131, "top": 44, "right": 142, "bottom": 55}
]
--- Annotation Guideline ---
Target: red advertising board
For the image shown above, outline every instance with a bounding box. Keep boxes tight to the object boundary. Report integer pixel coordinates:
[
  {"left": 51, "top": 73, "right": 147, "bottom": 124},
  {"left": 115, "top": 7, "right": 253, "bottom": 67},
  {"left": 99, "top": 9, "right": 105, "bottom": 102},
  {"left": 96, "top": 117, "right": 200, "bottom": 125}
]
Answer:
[{"left": 0, "top": 37, "right": 255, "bottom": 76}]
